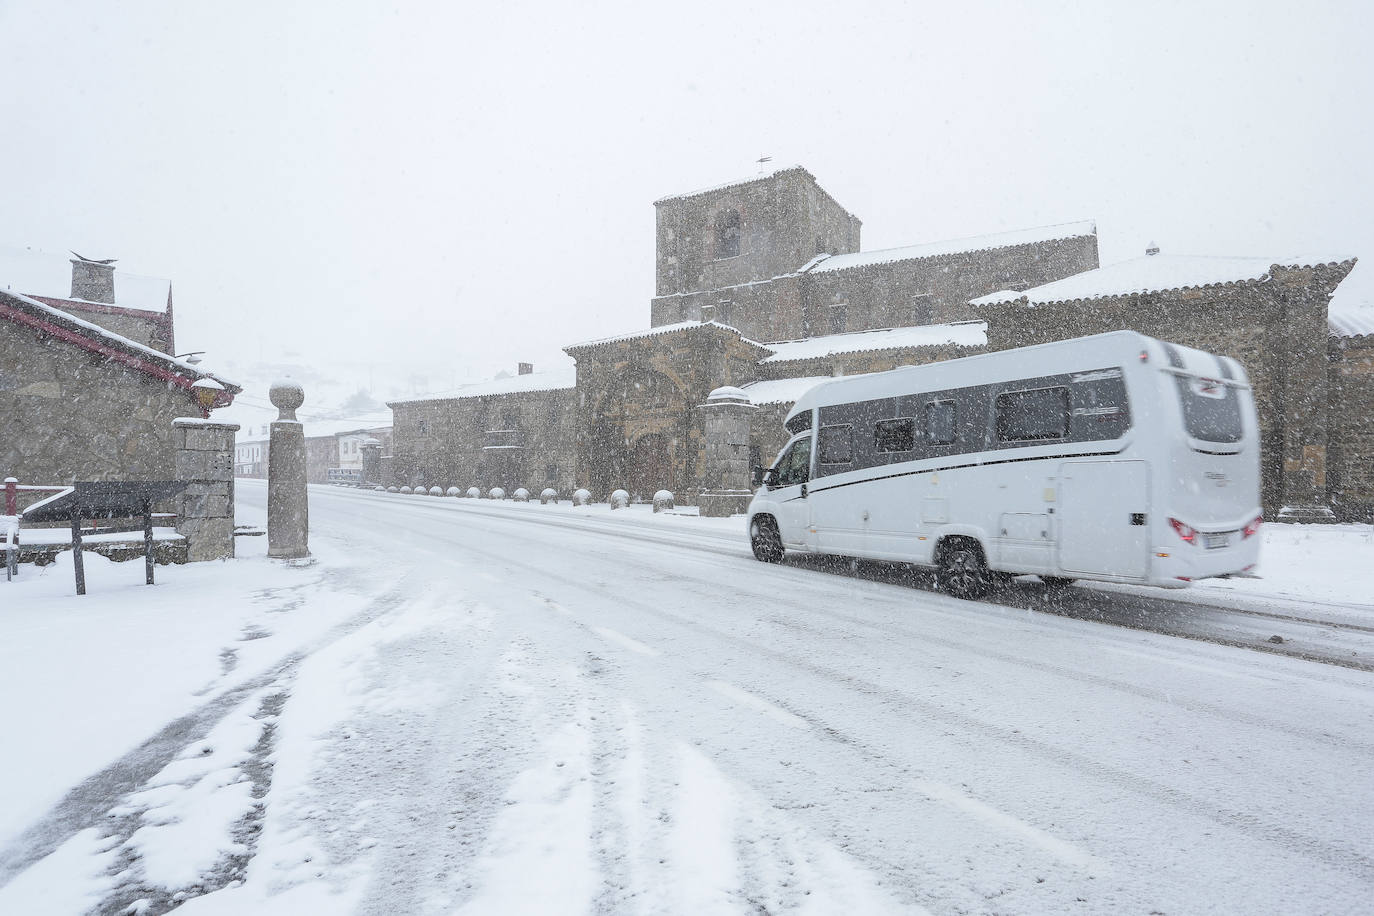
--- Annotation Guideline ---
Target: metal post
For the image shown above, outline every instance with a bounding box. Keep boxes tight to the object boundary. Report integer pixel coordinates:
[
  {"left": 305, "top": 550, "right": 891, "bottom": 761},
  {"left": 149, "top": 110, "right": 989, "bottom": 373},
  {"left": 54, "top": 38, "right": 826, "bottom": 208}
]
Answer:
[
  {"left": 4, "top": 478, "right": 15, "bottom": 515},
  {"left": 143, "top": 497, "right": 155, "bottom": 585},
  {"left": 70, "top": 506, "right": 86, "bottom": 597}
]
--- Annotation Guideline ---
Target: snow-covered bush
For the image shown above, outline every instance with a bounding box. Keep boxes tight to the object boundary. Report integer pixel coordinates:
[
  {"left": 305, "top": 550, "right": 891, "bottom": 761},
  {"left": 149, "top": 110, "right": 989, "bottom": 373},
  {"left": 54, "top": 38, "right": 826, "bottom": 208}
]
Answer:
[
  {"left": 399, "top": 486, "right": 413, "bottom": 494},
  {"left": 387, "top": 486, "right": 398, "bottom": 493},
  {"left": 653, "top": 490, "right": 674, "bottom": 513},
  {"left": 513, "top": 488, "right": 530, "bottom": 502},
  {"left": 540, "top": 488, "right": 558, "bottom": 505},
  {"left": 488, "top": 487, "right": 506, "bottom": 500},
  {"left": 446, "top": 487, "right": 461, "bottom": 497},
  {"left": 375, "top": 486, "right": 386, "bottom": 492},
  {"left": 429, "top": 486, "right": 443, "bottom": 496},
  {"left": 573, "top": 488, "right": 591, "bottom": 506},
  {"left": 610, "top": 489, "right": 630, "bottom": 510},
  {"left": 466, "top": 486, "right": 480, "bottom": 499}
]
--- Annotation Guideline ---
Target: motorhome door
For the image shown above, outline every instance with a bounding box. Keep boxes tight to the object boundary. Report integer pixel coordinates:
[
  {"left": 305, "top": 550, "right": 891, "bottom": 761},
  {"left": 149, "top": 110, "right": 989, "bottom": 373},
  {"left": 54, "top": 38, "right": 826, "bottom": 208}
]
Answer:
[{"left": 1058, "top": 459, "right": 1150, "bottom": 579}]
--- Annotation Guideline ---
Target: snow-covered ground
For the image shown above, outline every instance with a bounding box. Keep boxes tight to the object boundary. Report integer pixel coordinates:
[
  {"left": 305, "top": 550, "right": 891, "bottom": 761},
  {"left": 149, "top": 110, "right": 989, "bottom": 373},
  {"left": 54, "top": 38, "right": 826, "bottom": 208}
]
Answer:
[{"left": 1, "top": 483, "right": 1372, "bottom": 914}]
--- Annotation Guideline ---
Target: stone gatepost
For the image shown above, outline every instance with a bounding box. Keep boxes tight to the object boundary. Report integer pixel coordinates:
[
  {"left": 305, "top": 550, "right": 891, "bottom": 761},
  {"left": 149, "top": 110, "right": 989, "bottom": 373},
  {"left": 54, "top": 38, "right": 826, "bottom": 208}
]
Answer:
[
  {"left": 697, "top": 386, "right": 756, "bottom": 518},
  {"left": 360, "top": 437, "right": 383, "bottom": 488},
  {"left": 267, "top": 381, "right": 310, "bottom": 559},
  {"left": 173, "top": 418, "right": 240, "bottom": 561}
]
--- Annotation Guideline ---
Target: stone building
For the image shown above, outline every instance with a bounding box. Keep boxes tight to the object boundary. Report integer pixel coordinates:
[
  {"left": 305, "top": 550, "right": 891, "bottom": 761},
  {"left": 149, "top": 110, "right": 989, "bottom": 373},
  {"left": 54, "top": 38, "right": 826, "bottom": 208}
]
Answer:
[
  {"left": 0, "top": 284, "right": 238, "bottom": 492},
  {"left": 386, "top": 164, "right": 1367, "bottom": 519}
]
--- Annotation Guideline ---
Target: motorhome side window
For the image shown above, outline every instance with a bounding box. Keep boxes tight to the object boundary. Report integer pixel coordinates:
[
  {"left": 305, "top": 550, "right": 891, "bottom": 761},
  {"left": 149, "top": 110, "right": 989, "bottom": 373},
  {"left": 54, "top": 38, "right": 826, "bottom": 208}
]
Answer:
[
  {"left": 925, "top": 401, "right": 956, "bottom": 445},
  {"left": 995, "top": 387, "right": 1070, "bottom": 442},
  {"left": 874, "top": 418, "right": 915, "bottom": 452},
  {"left": 773, "top": 436, "right": 811, "bottom": 487},
  {"left": 817, "top": 425, "right": 854, "bottom": 465}
]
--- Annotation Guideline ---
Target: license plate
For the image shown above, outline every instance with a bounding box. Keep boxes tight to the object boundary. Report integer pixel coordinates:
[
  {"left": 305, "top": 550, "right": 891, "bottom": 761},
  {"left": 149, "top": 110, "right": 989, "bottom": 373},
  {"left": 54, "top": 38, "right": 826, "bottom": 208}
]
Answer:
[{"left": 1204, "top": 533, "right": 1230, "bottom": 549}]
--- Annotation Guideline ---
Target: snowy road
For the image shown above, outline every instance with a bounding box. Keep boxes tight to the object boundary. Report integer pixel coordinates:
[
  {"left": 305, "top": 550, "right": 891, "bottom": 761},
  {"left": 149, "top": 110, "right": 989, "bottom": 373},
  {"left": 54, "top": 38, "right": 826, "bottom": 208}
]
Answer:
[
  {"left": 224, "top": 483, "right": 1374, "bottom": 913},
  {"left": 3, "top": 482, "right": 1372, "bottom": 914}
]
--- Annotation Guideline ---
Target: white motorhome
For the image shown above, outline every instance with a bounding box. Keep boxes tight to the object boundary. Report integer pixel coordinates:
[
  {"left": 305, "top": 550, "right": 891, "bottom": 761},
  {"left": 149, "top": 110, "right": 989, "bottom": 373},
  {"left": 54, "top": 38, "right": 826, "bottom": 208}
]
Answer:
[{"left": 747, "top": 330, "right": 1263, "bottom": 598}]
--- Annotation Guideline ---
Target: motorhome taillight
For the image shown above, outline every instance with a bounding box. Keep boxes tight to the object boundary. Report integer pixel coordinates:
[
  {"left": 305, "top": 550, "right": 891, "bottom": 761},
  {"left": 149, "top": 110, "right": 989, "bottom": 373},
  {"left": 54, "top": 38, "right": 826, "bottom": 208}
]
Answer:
[
  {"left": 1139, "top": 350, "right": 1150, "bottom": 362},
  {"left": 1168, "top": 517, "right": 1196, "bottom": 543},
  {"left": 1242, "top": 515, "right": 1263, "bottom": 539}
]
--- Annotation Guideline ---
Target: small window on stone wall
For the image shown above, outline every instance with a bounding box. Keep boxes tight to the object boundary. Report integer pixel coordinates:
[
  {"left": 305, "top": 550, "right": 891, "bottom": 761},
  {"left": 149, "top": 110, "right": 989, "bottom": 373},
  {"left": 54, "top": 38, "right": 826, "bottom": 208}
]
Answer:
[
  {"left": 545, "top": 464, "right": 557, "bottom": 484},
  {"left": 828, "top": 304, "right": 847, "bottom": 335},
  {"left": 418, "top": 419, "right": 428, "bottom": 436},
  {"left": 716, "top": 209, "right": 741, "bottom": 259}
]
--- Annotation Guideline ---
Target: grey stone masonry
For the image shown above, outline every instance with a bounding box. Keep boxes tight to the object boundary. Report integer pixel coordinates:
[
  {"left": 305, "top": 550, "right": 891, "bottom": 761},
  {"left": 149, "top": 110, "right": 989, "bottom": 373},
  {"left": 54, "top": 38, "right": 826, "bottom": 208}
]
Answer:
[
  {"left": 697, "top": 387, "right": 756, "bottom": 518},
  {"left": 173, "top": 419, "right": 239, "bottom": 561}
]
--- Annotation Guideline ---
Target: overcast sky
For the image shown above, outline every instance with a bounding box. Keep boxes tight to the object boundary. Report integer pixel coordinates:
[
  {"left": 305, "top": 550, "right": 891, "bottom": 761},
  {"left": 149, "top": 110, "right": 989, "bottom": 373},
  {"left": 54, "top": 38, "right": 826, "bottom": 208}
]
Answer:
[{"left": 2, "top": 0, "right": 1370, "bottom": 419}]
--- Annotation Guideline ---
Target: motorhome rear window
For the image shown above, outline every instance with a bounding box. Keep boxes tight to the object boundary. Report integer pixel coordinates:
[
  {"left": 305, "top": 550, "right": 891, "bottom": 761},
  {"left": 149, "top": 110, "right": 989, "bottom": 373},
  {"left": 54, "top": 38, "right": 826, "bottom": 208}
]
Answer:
[
  {"left": 926, "top": 401, "right": 957, "bottom": 445},
  {"left": 818, "top": 425, "right": 854, "bottom": 464},
  {"left": 995, "top": 387, "right": 1070, "bottom": 442},
  {"left": 874, "top": 418, "right": 915, "bottom": 453},
  {"left": 1174, "top": 376, "right": 1243, "bottom": 443}
]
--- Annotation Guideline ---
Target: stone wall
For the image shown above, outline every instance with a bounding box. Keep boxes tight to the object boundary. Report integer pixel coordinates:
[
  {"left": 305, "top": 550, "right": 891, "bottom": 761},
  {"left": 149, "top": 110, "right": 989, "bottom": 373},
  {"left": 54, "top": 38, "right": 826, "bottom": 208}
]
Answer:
[
  {"left": 801, "top": 234, "right": 1100, "bottom": 336},
  {"left": 1328, "top": 333, "right": 1374, "bottom": 521},
  {"left": 650, "top": 274, "right": 806, "bottom": 343},
  {"left": 389, "top": 386, "right": 579, "bottom": 495},
  {"left": 0, "top": 317, "right": 199, "bottom": 485}
]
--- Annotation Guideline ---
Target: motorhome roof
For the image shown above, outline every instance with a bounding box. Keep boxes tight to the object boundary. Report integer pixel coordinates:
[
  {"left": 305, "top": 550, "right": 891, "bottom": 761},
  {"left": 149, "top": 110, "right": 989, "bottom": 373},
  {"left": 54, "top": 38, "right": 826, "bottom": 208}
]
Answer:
[{"left": 784, "top": 330, "right": 1156, "bottom": 426}]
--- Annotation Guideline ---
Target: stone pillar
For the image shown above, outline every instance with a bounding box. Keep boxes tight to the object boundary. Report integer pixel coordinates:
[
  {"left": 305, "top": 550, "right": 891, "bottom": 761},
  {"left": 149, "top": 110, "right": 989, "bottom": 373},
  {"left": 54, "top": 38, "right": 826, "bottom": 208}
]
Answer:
[
  {"left": 697, "top": 386, "right": 756, "bottom": 518},
  {"left": 360, "top": 437, "right": 383, "bottom": 488},
  {"left": 267, "top": 381, "right": 310, "bottom": 558},
  {"left": 173, "top": 418, "right": 240, "bottom": 561}
]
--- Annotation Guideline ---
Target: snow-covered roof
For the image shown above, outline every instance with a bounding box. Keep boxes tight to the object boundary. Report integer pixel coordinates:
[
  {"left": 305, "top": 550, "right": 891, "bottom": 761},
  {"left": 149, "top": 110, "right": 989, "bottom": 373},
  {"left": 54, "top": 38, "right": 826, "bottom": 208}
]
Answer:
[
  {"left": 1329, "top": 306, "right": 1374, "bottom": 339},
  {"left": 654, "top": 164, "right": 808, "bottom": 204},
  {"left": 0, "top": 287, "right": 239, "bottom": 393},
  {"left": 0, "top": 246, "right": 172, "bottom": 313},
  {"left": 565, "top": 320, "right": 767, "bottom": 352},
  {"left": 389, "top": 366, "right": 578, "bottom": 407},
  {"left": 970, "top": 253, "right": 1354, "bottom": 307},
  {"left": 739, "top": 376, "right": 840, "bottom": 406},
  {"left": 807, "top": 220, "right": 1096, "bottom": 274},
  {"left": 1327, "top": 261, "right": 1372, "bottom": 338},
  {"left": 761, "top": 322, "right": 986, "bottom": 364}
]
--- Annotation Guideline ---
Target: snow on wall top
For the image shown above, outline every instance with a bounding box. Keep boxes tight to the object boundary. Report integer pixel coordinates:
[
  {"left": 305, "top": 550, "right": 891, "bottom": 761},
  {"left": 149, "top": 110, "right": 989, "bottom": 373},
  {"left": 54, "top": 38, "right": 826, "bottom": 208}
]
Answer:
[
  {"left": 389, "top": 366, "right": 578, "bottom": 407},
  {"left": 740, "top": 376, "right": 843, "bottom": 406},
  {"left": 970, "top": 253, "right": 1353, "bottom": 307},
  {"left": 0, "top": 246, "right": 172, "bottom": 313},
  {"left": 653, "top": 164, "right": 807, "bottom": 204},
  {"left": 807, "top": 220, "right": 1096, "bottom": 274},
  {"left": 0, "top": 287, "right": 238, "bottom": 390},
  {"left": 761, "top": 322, "right": 986, "bottom": 364},
  {"left": 565, "top": 320, "right": 766, "bottom": 352}
]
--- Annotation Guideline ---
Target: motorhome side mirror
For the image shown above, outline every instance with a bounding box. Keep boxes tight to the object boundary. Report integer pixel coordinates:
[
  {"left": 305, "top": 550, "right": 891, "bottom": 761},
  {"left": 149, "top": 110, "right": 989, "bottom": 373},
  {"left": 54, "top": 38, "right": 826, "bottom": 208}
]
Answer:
[{"left": 751, "top": 465, "right": 766, "bottom": 487}]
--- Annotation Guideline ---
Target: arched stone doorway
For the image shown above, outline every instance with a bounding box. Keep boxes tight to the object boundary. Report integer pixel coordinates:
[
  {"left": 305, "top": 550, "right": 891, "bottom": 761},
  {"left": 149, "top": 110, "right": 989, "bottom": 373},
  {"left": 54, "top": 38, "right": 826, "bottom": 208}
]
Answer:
[{"left": 587, "top": 366, "right": 687, "bottom": 500}]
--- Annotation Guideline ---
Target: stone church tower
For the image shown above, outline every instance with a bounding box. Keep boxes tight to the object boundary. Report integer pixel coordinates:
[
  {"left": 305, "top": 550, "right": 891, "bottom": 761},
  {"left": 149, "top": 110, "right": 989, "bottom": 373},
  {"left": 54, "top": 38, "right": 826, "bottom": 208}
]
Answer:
[{"left": 650, "top": 167, "right": 863, "bottom": 342}]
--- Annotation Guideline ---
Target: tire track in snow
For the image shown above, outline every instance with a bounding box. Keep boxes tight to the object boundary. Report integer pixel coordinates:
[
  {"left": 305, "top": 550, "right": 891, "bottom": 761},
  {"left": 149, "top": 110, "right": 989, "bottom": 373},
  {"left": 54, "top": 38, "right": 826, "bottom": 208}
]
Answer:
[{"left": 433, "top": 524, "right": 1374, "bottom": 883}]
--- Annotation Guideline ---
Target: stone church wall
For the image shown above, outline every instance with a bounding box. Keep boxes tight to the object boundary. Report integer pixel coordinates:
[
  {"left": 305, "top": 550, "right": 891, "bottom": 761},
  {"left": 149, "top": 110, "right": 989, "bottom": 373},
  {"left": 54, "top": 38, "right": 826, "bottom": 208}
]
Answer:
[
  {"left": 29, "top": 297, "right": 172, "bottom": 353},
  {"left": 1328, "top": 333, "right": 1374, "bottom": 521},
  {"left": 802, "top": 234, "right": 1100, "bottom": 336}
]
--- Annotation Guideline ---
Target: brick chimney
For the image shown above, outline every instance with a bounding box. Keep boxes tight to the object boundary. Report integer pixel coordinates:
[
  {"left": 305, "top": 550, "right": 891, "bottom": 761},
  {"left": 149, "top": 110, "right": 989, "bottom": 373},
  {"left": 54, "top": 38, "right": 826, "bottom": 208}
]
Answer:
[
  {"left": 518, "top": 362, "right": 533, "bottom": 375},
  {"left": 71, "top": 257, "right": 116, "bottom": 303}
]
